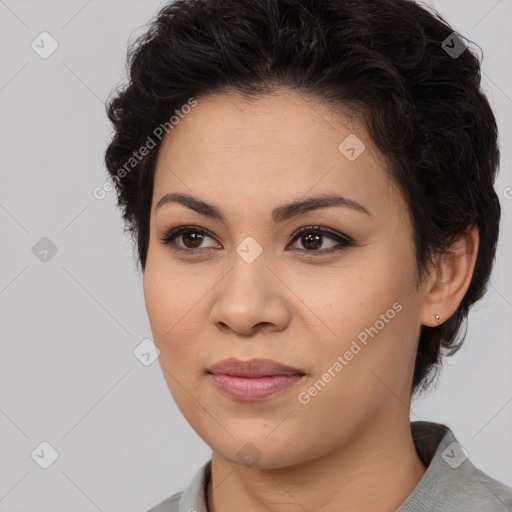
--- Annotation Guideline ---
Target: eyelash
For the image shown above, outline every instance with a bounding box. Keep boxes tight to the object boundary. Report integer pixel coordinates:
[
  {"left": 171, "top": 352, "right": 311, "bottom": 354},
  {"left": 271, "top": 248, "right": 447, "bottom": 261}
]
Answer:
[{"left": 158, "top": 225, "right": 354, "bottom": 256}]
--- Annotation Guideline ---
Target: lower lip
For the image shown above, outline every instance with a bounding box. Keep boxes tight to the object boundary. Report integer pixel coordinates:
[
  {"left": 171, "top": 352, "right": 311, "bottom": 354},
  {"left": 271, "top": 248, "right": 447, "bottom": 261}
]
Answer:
[{"left": 208, "top": 373, "right": 304, "bottom": 401}]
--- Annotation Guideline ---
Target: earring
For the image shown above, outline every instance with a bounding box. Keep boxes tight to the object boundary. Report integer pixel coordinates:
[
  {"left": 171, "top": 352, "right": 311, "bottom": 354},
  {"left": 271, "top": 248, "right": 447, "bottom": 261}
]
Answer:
[{"left": 435, "top": 314, "right": 440, "bottom": 323}]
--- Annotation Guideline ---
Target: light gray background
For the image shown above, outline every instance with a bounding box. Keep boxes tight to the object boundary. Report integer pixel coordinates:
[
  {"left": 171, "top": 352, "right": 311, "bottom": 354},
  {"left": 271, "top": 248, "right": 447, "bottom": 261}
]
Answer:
[{"left": 0, "top": 0, "right": 511, "bottom": 511}]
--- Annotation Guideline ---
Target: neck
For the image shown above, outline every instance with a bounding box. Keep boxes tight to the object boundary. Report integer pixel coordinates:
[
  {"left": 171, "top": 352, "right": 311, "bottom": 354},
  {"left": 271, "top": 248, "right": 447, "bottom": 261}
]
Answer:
[{"left": 206, "top": 413, "right": 426, "bottom": 512}]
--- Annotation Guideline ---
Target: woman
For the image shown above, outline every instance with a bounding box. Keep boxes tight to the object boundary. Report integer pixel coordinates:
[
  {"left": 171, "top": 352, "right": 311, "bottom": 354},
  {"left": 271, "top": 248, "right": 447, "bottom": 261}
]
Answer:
[{"left": 104, "top": 0, "right": 512, "bottom": 510}]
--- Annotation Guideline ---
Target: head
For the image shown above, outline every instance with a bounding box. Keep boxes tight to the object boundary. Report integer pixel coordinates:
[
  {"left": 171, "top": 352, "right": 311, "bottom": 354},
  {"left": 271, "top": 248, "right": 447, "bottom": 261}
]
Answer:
[{"left": 104, "top": 0, "right": 500, "bottom": 468}]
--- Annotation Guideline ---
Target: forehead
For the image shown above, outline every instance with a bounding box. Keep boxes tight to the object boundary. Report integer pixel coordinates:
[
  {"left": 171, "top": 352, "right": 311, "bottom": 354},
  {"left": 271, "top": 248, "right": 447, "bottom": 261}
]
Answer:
[{"left": 152, "top": 89, "right": 403, "bottom": 222}]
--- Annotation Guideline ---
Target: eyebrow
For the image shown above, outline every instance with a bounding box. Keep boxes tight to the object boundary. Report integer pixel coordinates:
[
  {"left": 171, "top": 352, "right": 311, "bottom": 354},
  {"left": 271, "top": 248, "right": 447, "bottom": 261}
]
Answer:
[{"left": 155, "top": 192, "right": 371, "bottom": 223}]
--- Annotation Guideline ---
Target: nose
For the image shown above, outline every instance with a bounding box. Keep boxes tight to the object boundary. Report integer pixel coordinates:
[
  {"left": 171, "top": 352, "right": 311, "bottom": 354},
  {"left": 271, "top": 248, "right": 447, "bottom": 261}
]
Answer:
[{"left": 209, "top": 249, "right": 291, "bottom": 336}]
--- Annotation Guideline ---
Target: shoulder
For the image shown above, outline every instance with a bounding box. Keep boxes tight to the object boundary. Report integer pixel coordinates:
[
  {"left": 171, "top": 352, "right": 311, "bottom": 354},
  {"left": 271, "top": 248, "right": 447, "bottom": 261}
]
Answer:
[
  {"left": 144, "top": 491, "right": 182, "bottom": 512},
  {"left": 428, "top": 463, "right": 512, "bottom": 511},
  {"left": 402, "top": 459, "right": 512, "bottom": 512},
  {"left": 143, "top": 459, "right": 211, "bottom": 512},
  {"left": 457, "top": 464, "right": 512, "bottom": 511},
  {"left": 400, "top": 422, "right": 512, "bottom": 511}
]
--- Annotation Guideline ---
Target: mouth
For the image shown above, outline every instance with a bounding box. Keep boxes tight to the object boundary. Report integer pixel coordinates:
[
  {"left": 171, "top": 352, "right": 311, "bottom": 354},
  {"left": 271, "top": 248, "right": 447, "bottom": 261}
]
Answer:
[
  {"left": 206, "top": 358, "right": 306, "bottom": 402},
  {"left": 207, "top": 357, "right": 306, "bottom": 377}
]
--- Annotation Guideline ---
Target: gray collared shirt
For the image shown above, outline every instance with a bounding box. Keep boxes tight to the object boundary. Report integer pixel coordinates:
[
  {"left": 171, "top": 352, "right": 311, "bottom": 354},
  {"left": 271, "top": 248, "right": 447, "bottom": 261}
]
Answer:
[{"left": 146, "top": 421, "right": 512, "bottom": 512}]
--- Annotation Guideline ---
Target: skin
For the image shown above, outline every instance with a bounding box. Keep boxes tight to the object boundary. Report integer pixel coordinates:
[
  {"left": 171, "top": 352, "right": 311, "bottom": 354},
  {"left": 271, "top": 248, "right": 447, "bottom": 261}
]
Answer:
[{"left": 143, "top": 88, "right": 479, "bottom": 512}]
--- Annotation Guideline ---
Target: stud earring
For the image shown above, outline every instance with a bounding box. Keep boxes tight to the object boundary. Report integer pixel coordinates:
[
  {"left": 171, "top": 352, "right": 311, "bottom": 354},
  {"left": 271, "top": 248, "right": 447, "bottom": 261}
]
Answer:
[{"left": 435, "top": 314, "right": 440, "bottom": 323}]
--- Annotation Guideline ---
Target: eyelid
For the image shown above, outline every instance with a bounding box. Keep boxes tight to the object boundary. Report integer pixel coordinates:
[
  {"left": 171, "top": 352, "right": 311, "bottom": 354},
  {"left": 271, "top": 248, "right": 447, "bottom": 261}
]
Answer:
[
  {"left": 290, "top": 225, "right": 354, "bottom": 245},
  {"left": 158, "top": 225, "right": 216, "bottom": 250}
]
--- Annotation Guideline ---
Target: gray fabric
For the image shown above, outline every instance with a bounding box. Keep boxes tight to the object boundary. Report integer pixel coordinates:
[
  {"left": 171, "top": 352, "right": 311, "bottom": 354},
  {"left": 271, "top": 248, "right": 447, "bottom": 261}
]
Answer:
[{"left": 146, "top": 421, "right": 512, "bottom": 512}]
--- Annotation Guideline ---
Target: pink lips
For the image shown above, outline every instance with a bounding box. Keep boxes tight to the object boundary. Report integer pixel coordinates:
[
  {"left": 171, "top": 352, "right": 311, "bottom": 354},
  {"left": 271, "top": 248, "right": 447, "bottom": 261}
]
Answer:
[{"left": 207, "top": 357, "right": 305, "bottom": 401}]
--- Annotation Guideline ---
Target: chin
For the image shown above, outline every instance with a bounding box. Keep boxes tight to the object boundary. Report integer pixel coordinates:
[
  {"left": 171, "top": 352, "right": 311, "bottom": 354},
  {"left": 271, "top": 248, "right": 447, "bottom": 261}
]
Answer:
[{"left": 205, "top": 430, "right": 313, "bottom": 470}]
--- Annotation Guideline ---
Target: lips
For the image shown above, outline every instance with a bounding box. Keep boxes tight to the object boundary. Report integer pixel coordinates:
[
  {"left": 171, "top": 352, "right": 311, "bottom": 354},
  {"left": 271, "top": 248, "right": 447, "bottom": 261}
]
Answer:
[
  {"left": 206, "top": 358, "right": 306, "bottom": 401},
  {"left": 207, "top": 357, "right": 305, "bottom": 377}
]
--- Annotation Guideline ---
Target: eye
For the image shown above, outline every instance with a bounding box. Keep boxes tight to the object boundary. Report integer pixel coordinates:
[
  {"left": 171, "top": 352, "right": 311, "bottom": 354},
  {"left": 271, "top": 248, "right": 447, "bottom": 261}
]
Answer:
[
  {"left": 159, "top": 226, "right": 220, "bottom": 252},
  {"left": 159, "top": 224, "right": 354, "bottom": 255},
  {"left": 287, "top": 225, "right": 353, "bottom": 254}
]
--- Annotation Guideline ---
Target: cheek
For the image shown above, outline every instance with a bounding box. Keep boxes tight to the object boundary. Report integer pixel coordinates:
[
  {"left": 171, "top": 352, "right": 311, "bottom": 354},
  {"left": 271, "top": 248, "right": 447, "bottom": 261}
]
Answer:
[
  {"left": 143, "top": 265, "right": 173, "bottom": 338},
  {"left": 143, "top": 250, "right": 200, "bottom": 339},
  {"left": 143, "top": 254, "right": 210, "bottom": 376},
  {"left": 143, "top": 263, "right": 203, "bottom": 408},
  {"left": 297, "top": 249, "right": 419, "bottom": 384},
  {"left": 286, "top": 255, "right": 399, "bottom": 337}
]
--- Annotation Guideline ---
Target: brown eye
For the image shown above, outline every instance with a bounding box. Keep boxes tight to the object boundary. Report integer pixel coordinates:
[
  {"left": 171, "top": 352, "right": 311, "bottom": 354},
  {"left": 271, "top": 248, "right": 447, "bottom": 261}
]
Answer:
[
  {"left": 159, "top": 224, "right": 353, "bottom": 256},
  {"left": 159, "top": 226, "right": 219, "bottom": 252},
  {"left": 300, "top": 232, "right": 323, "bottom": 251},
  {"left": 288, "top": 226, "right": 353, "bottom": 254},
  {"left": 180, "top": 231, "right": 205, "bottom": 249}
]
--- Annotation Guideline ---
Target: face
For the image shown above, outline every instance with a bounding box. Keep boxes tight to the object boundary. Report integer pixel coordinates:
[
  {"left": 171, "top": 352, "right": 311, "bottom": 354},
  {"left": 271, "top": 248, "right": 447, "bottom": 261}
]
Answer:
[{"left": 143, "top": 89, "right": 429, "bottom": 469}]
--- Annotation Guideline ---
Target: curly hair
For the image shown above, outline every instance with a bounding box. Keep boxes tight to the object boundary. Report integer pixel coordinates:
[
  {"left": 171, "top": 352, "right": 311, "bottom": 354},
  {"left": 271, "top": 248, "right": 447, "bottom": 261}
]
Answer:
[{"left": 104, "top": 0, "right": 501, "bottom": 394}]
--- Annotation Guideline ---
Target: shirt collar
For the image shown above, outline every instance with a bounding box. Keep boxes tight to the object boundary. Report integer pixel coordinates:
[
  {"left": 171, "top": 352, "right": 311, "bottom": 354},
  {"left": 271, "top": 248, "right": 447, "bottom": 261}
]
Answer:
[
  {"left": 178, "top": 456, "right": 211, "bottom": 512},
  {"left": 397, "top": 421, "right": 464, "bottom": 511}
]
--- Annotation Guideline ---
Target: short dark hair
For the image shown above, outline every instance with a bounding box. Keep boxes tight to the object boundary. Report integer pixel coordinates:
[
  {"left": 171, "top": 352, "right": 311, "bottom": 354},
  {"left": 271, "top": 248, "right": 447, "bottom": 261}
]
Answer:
[{"left": 104, "top": 0, "right": 501, "bottom": 394}]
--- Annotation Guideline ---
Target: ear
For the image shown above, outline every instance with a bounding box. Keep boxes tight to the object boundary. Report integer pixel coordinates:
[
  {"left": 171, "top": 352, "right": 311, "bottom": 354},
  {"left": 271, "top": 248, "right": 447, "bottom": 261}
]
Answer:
[{"left": 420, "top": 225, "right": 479, "bottom": 327}]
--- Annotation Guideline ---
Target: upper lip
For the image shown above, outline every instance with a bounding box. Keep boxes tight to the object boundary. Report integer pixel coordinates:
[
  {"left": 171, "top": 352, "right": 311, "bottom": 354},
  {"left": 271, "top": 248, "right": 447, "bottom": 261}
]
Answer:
[{"left": 207, "top": 358, "right": 305, "bottom": 377}]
